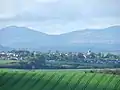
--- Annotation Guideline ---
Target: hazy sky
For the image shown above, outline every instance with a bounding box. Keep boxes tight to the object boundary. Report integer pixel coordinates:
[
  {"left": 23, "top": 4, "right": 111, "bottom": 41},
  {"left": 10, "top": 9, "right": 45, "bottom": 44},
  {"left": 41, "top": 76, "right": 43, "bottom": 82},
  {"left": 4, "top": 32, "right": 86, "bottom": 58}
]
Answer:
[{"left": 0, "top": 0, "right": 120, "bottom": 34}]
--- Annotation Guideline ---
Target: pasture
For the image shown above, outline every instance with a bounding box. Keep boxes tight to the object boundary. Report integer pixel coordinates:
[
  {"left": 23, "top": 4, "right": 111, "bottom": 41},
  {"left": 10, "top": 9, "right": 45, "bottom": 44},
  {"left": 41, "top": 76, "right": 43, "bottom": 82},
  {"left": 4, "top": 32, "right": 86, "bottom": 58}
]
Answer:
[{"left": 0, "top": 60, "right": 19, "bottom": 65}]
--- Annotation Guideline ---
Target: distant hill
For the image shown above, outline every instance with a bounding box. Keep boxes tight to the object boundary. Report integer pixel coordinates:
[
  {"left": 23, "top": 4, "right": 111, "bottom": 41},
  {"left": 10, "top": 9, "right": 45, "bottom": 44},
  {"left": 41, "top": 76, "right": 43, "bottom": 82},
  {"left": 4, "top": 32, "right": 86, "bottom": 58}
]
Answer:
[
  {"left": 57, "top": 26, "right": 120, "bottom": 51},
  {"left": 0, "top": 26, "right": 120, "bottom": 52},
  {"left": 0, "top": 26, "right": 50, "bottom": 48},
  {"left": 0, "top": 44, "right": 11, "bottom": 51},
  {"left": 0, "top": 44, "right": 6, "bottom": 51},
  {"left": 0, "top": 44, "right": 3, "bottom": 50}
]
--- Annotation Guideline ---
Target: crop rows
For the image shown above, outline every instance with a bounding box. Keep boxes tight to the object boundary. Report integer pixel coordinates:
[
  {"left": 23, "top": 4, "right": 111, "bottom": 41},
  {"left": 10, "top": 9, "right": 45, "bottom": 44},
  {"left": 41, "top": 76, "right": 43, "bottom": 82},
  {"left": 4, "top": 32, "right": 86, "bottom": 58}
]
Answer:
[
  {"left": 0, "top": 72, "right": 17, "bottom": 87},
  {"left": 61, "top": 73, "right": 77, "bottom": 90},
  {"left": 72, "top": 72, "right": 86, "bottom": 90},
  {"left": 29, "top": 73, "right": 46, "bottom": 90},
  {"left": 50, "top": 73, "right": 66, "bottom": 90},
  {"left": 21, "top": 73, "right": 37, "bottom": 89},
  {"left": 93, "top": 73, "right": 106, "bottom": 89},
  {"left": 82, "top": 73, "right": 96, "bottom": 90},
  {"left": 114, "top": 78, "right": 120, "bottom": 90},
  {"left": 10, "top": 72, "right": 28, "bottom": 87},
  {"left": 103, "top": 74, "right": 115, "bottom": 90},
  {"left": 0, "top": 70, "right": 120, "bottom": 90},
  {"left": 40, "top": 73, "right": 56, "bottom": 90}
]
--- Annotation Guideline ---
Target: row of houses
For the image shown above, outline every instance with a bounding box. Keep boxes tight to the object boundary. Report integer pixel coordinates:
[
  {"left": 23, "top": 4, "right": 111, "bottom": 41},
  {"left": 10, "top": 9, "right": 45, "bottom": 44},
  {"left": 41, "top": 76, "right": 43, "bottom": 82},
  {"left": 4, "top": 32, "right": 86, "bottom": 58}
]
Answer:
[{"left": 0, "top": 52, "right": 23, "bottom": 60}]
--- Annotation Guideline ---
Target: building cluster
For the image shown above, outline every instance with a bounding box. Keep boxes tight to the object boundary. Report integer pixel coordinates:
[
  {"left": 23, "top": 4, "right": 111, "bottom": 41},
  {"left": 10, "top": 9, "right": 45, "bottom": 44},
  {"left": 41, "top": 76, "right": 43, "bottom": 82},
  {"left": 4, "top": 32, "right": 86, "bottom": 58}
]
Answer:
[
  {"left": 0, "top": 52, "right": 23, "bottom": 60},
  {"left": 0, "top": 50, "right": 120, "bottom": 65}
]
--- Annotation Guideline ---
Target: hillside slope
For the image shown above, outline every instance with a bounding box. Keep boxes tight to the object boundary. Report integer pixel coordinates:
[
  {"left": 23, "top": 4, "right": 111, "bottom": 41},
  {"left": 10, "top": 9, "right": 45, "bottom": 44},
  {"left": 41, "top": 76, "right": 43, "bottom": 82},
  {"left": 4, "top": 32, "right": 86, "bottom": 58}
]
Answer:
[{"left": 0, "top": 70, "right": 120, "bottom": 90}]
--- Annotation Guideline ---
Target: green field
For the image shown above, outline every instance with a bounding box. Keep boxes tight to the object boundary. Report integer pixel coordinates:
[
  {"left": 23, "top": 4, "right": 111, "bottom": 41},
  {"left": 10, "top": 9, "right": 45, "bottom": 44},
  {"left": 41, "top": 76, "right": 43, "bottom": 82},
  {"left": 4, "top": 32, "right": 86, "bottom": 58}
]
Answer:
[
  {"left": 0, "top": 69, "right": 120, "bottom": 90},
  {"left": 0, "top": 60, "right": 19, "bottom": 65}
]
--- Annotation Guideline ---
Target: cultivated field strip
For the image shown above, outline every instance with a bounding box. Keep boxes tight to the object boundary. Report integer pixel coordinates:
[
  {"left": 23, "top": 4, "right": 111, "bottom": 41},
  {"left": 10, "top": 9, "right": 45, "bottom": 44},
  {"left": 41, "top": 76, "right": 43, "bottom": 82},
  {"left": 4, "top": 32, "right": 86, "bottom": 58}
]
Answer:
[
  {"left": 0, "top": 71, "right": 17, "bottom": 88},
  {"left": 11, "top": 72, "right": 32, "bottom": 90},
  {"left": 113, "top": 78, "right": 120, "bottom": 90},
  {"left": 23, "top": 73, "right": 45, "bottom": 90},
  {"left": 29, "top": 73, "right": 46, "bottom": 90},
  {"left": 103, "top": 74, "right": 115, "bottom": 90},
  {"left": 82, "top": 73, "right": 96, "bottom": 90},
  {"left": 0, "top": 72, "right": 17, "bottom": 87},
  {"left": 2, "top": 72, "right": 27, "bottom": 90},
  {"left": 72, "top": 72, "right": 86, "bottom": 90},
  {"left": 75, "top": 73, "right": 94, "bottom": 90},
  {"left": 40, "top": 73, "right": 56, "bottom": 90},
  {"left": 53, "top": 72, "right": 74, "bottom": 90},
  {"left": 106, "top": 75, "right": 119, "bottom": 90},
  {"left": 0, "top": 72, "right": 7, "bottom": 80},
  {"left": 21, "top": 73, "right": 37, "bottom": 90},
  {"left": 0, "top": 70, "right": 120, "bottom": 90},
  {"left": 97, "top": 74, "right": 113, "bottom": 90},
  {"left": 92, "top": 73, "right": 106, "bottom": 89},
  {"left": 29, "top": 73, "right": 47, "bottom": 90},
  {"left": 61, "top": 73, "right": 77, "bottom": 90},
  {"left": 49, "top": 73, "right": 66, "bottom": 90}
]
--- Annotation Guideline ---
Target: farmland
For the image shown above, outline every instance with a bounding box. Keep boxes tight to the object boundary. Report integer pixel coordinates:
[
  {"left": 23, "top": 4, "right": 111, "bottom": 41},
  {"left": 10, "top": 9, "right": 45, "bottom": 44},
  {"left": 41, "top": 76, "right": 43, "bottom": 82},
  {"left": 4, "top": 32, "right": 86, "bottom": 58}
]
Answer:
[
  {"left": 0, "top": 69, "right": 120, "bottom": 90},
  {"left": 0, "top": 60, "right": 19, "bottom": 65}
]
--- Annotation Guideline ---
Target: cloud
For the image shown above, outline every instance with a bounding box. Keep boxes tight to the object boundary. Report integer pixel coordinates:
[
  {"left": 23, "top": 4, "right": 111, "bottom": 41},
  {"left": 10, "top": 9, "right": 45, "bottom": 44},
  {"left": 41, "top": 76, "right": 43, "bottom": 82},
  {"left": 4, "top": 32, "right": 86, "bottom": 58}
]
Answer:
[
  {"left": 36, "top": 0, "right": 58, "bottom": 3},
  {"left": 0, "top": 0, "right": 120, "bottom": 34}
]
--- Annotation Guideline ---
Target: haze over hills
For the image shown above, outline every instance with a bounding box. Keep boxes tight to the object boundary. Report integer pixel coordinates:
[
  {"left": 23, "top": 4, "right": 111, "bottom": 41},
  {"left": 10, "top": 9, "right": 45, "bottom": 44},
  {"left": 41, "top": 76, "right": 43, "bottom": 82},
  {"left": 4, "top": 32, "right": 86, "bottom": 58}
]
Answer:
[
  {"left": 0, "top": 44, "right": 3, "bottom": 50},
  {"left": 0, "top": 44, "right": 11, "bottom": 51},
  {"left": 0, "top": 26, "right": 120, "bottom": 52}
]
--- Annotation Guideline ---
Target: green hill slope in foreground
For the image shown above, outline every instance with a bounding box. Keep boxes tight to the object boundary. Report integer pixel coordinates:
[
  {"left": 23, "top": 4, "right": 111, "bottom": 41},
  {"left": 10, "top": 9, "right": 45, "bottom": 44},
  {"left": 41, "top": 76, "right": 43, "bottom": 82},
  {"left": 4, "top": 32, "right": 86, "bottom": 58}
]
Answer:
[{"left": 0, "top": 70, "right": 120, "bottom": 90}]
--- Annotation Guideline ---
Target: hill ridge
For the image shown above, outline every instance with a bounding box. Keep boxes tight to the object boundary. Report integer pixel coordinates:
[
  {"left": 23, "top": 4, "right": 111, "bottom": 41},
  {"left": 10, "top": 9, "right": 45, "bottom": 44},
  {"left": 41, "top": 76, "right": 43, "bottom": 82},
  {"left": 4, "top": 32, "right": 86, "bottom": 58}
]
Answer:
[{"left": 0, "top": 25, "right": 120, "bottom": 51}]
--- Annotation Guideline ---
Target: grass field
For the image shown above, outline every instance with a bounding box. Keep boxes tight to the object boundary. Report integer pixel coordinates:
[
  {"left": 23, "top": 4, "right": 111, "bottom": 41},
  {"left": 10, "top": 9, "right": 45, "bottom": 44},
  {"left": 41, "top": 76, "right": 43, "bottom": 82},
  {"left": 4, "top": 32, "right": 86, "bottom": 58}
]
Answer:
[
  {"left": 0, "top": 60, "right": 19, "bottom": 65},
  {"left": 0, "top": 69, "right": 120, "bottom": 90}
]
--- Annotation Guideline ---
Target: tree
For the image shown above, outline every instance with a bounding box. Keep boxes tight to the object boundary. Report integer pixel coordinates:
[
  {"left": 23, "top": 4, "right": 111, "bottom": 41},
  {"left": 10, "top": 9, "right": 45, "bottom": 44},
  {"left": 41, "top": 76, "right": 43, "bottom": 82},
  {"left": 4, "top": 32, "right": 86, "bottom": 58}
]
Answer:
[
  {"left": 78, "top": 53, "right": 85, "bottom": 59},
  {"left": 90, "top": 52, "right": 96, "bottom": 59},
  {"left": 29, "top": 54, "right": 46, "bottom": 68}
]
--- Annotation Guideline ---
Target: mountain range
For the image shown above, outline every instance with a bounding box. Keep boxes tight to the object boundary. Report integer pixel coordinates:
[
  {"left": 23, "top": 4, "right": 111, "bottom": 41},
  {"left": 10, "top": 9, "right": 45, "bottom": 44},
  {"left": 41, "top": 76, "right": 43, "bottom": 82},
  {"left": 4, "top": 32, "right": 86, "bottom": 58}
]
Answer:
[
  {"left": 0, "top": 26, "right": 120, "bottom": 52},
  {"left": 0, "top": 44, "right": 11, "bottom": 51}
]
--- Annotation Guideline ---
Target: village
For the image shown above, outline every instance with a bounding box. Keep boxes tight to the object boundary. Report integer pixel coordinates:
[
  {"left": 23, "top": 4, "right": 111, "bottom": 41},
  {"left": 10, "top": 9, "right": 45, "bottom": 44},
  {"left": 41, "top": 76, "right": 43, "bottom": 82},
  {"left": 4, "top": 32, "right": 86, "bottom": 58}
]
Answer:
[{"left": 0, "top": 50, "right": 120, "bottom": 69}]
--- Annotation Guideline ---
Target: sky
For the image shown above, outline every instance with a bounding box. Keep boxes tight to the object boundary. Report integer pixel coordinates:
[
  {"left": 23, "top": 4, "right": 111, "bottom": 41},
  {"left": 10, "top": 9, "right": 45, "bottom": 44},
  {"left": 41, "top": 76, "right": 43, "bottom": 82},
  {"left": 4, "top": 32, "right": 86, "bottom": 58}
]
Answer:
[{"left": 0, "top": 0, "right": 120, "bottom": 34}]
